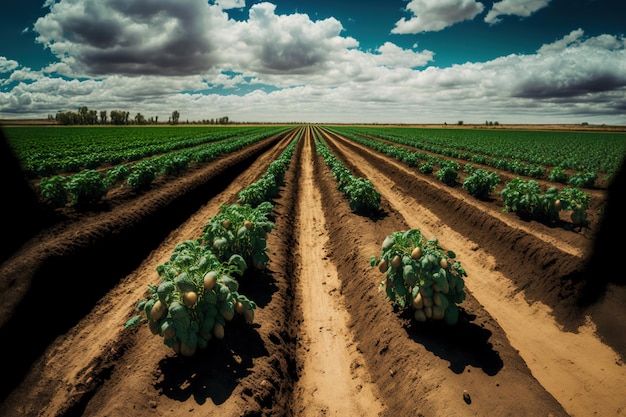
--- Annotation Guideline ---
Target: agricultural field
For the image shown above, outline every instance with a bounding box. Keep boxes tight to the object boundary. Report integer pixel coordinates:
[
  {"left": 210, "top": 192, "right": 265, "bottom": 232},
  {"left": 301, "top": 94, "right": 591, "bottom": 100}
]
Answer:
[{"left": 0, "top": 123, "right": 625, "bottom": 417}]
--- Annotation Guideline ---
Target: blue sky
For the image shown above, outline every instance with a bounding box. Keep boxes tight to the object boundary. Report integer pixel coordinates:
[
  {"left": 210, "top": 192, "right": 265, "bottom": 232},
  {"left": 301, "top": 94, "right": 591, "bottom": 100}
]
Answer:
[{"left": 1, "top": 0, "right": 625, "bottom": 124}]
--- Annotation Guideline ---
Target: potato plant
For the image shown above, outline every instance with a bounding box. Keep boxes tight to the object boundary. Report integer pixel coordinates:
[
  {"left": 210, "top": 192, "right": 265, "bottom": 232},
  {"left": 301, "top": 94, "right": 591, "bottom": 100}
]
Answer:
[
  {"left": 462, "top": 168, "right": 501, "bottom": 199},
  {"left": 202, "top": 202, "right": 275, "bottom": 271},
  {"left": 126, "top": 239, "right": 257, "bottom": 357},
  {"left": 500, "top": 177, "right": 590, "bottom": 226},
  {"left": 370, "top": 229, "right": 467, "bottom": 325},
  {"left": 39, "top": 175, "right": 69, "bottom": 207},
  {"left": 314, "top": 135, "right": 381, "bottom": 214},
  {"left": 65, "top": 169, "right": 108, "bottom": 205}
]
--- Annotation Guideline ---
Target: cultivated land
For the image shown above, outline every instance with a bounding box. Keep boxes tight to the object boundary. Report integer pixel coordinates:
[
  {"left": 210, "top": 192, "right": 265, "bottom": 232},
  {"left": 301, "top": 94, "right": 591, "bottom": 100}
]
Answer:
[{"left": 0, "top": 124, "right": 625, "bottom": 417}]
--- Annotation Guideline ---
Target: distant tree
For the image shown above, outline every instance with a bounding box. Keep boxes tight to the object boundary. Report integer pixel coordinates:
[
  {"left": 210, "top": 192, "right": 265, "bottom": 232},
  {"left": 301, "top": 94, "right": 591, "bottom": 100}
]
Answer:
[
  {"left": 78, "top": 106, "right": 89, "bottom": 124},
  {"left": 171, "top": 110, "right": 180, "bottom": 125},
  {"left": 134, "top": 113, "right": 146, "bottom": 125},
  {"left": 100, "top": 110, "right": 108, "bottom": 124},
  {"left": 110, "top": 110, "right": 129, "bottom": 125}
]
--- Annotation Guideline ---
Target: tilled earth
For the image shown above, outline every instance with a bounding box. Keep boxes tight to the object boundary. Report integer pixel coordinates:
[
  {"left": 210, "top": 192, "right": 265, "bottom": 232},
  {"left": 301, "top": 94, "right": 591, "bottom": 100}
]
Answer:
[{"left": 1, "top": 125, "right": 625, "bottom": 417}]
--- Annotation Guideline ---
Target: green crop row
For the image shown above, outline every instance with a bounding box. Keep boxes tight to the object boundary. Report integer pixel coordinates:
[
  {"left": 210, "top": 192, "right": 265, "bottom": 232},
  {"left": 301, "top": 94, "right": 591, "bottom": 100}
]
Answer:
[
  {"left": 5, "top": 125, "right": 290, "bottom": 178},
  {"left": 312, "top": 128, "right": 381, "bottom": 214},
  {"left": 238, "top": 127, "right": 302, "bottom": 207},
  {"left": 322, "top": 127, "right": 591, "bottom": 230},
  {"left": 37, "top": 127, "right": 290, "bottom": 207},
  {"left": 329, "top": 126, "right": 626, "bottom": 185},
  {"left": 125, "top": 128, "right": 301, "bottom": 357}
]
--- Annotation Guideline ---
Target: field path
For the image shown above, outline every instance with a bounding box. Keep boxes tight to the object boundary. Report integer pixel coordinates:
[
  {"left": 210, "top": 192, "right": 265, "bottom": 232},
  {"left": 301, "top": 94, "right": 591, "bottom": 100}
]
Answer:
[{"left": 290, "top": 128, "right": 384, "bottom": 416}]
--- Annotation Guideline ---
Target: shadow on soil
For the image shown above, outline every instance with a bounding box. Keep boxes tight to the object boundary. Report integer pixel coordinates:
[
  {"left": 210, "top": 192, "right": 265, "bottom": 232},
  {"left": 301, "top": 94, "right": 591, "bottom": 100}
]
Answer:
[
  {"left": 156, "top": 320, "right": 268, "bottom": 405},
  {"left": 403, "top": 308, "right": 504, "bottom": 376}
]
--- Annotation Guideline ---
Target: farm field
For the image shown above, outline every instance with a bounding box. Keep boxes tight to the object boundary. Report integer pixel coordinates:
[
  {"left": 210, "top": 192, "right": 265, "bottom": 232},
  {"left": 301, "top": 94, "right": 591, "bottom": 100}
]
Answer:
[{"left": 1, "top": 124, "right": 625, "bottom": 417}]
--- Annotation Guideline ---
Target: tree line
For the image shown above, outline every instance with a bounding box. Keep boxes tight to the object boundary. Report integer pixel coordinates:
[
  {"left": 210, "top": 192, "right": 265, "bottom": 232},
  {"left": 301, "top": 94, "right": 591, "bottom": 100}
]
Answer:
[{"left": 49, "top": 106, "right": 230, "bottom": 126}]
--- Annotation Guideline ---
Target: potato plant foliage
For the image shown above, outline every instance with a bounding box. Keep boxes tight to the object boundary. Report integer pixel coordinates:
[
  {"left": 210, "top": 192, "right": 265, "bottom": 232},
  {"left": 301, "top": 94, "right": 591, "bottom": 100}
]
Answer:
[
  {"left": 371, "top": 229, "right": 467, "bottom": 325},
  {"left": 126, "top": 203, "right": 275, "bottom": 357}
]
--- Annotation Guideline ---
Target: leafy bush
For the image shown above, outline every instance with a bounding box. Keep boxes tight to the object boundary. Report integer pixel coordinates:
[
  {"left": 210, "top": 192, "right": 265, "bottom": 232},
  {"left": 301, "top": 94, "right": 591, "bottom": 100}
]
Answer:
[
  {"left": 500, "top": 178, "right": 546, "bottom": 220},
  {"left": 462, "top": 168, "right": 501, "bottom": 199},
  {"left": 343, "top": 177, "right": 381, "bottom": 213},
  {"left": 126, "top": 239, "right": 257, "bottom": 357},
  {"left": 501, "top": 177, "right": 590, "bottom": 226},
  {"left": 104, "top": 164, "right": 131, "bottom": 187},
  {"left": 66, "top": 169, "right": 107, "bottom": 205},
  {"left": 39, "top": 175, "right": 68, "bottom": 207},
  {"left": 556, "top": 187, "right": 591, "bottom": 226},
  {"left": 419, "top": 161, "right": 434, "bottom": 174},
  {"left": 435, "top": 161, "right": 460, "bottom": 186},
  {"left": 370, "top": 229, "right": 467, "bottom": 325},
  {"left": 548, "top": 166, "right": 568, "bottom": 184},
  {"left": 160, "top": 154, "right": 191, "bottom": 176},
  {"left": 569, "top": 171, "right": 598, "bottom": 188},
  {"left": 202, "top": 202, "right": 275, "bottom": 270},
  {"left": 127, "top": 160, "right": 158, "bottom": 190}
]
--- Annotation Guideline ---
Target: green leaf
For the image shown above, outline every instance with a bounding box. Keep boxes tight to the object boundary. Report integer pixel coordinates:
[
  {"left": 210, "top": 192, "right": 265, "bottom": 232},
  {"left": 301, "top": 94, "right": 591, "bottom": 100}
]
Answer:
[{"left": 124, "top": 316, "right": 142, "bottom": 328}]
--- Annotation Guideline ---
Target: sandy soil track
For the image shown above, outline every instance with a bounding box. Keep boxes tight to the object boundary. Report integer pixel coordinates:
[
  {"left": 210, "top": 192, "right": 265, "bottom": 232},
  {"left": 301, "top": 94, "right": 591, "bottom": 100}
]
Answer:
[{"left": 0, "top": 125, "right": 624, "bottom": 417}]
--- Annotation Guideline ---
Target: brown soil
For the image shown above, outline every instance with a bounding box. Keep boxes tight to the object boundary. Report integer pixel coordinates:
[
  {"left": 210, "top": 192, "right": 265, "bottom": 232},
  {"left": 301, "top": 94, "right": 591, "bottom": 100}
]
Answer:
[{"left": 1, "top": 125, "right": 625, "bottom": 417}]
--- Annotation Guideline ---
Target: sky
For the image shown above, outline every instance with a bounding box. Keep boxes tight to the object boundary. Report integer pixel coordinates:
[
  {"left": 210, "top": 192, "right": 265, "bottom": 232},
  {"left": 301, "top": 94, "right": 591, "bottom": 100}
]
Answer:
[{"left": 0, "top": 0, "right": 625, "bottom": 125}]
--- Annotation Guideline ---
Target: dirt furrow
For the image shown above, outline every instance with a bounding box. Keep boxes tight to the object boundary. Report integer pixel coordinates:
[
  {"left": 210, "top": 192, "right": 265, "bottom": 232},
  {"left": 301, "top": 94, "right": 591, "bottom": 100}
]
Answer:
[
  {"left": 321, "top": 128, "right": 626, "bottom": 417},
  {"left": 290, "top": 127, "right": 384, "bottom": 416}
]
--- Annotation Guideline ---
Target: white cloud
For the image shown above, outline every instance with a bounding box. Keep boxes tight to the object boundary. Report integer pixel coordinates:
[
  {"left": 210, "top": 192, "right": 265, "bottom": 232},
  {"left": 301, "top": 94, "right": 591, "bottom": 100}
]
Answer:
[
  {"left": 221, "top": 2, "right": 359, "bottom": 74},
  {"left": 215, "top": 0, "right": 245, "bottom": 10},
  {"left": 392, "top": 0, "right": 485, "bottom": 34},
  {"left": 373, "top": 42, "right": 434, "bottom": 68},
  {"left": 1, "top": 68, "right": 40, "bottom": 86},
  {"left": 485, "top": 0, "right": 551, "bottom": 25},
  {"left": 514, "top": 31, "right": 626, "bottom": 99},
  {"left": 0, "top": 57, "right": 19, "bottom": 73}
]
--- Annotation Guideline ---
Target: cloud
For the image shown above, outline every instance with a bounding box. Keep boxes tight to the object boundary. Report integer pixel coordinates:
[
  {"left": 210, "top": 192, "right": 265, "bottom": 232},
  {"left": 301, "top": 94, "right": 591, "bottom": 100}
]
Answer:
[
  {"left": 0, "top": 57, "right": 19, "bottom": 73},
  {"left": 222, "top": 2, "right": 358, "bottom": 74},
  {"left": 32, "top": 0, "right": 363, "bottom": 78},
  {"left": 391, "top": 0, "right": 485, "bottom": 34},
  {"left": 513, "top": 31, "right": 626, "bottom": 99},
  {"left": 34, "top": 0, "right": 223, "bottom": 76},
  {"left": 214, "top": 0, "right": 245, "bottom": 9},
  {"left": 485, "top": 0, "right": 551, "bottom": 25},
  {"left": 372, "top": 42, "right": 434, "bottom": 68}
]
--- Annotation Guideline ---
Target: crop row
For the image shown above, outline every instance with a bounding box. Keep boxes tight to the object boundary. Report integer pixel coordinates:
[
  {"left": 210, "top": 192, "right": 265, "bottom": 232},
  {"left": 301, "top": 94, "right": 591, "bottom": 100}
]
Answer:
[
  {"left": 37, "top": 127, "right": 289, "bottom": 207},
  {"left": 125, "top": 129, "right": 301, "bottom": 356},
  {"left": 312, "top": 127, "right": 381, "bottom": 214},
  {"left": 5, "top": 125, "right": 289, "bottom": 178},
  {"left": 329, "top": 126, "right": 626, "bottom": 185},
  {"left": 321, "top": 127, "right": 591, "bottom": 229}
]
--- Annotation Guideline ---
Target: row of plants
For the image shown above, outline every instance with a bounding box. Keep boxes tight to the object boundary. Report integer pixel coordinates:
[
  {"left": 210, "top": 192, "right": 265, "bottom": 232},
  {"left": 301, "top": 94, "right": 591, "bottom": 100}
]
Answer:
[
  {"left": 238, "top": 128, "right": 302, "bottom": 207},
  {"left": 323, "top": 127, "right": 591, "bottom": 228},
  {"left": 371, "top": 229, "right": 467, "bottom": 325},
  {"left": 312, "top": 129, "right": 381, "bottom": 214},
  {"left": 125, "top": 132, "right": 301, "bottom": 356},
  {"left": 5, "top": 125, "right": 288, "bottom": 178},
  {"left": 125, "top": 203, "right": 272, "bottom": 356},
  {"left": 38, "top": 127, "right": 289, "bottom": 207},
  {"left": 500, "top": 178, "right": 590, "bottom": 226},
  {"left": 330, "top": 125, "right": 625, "bottom": 185}
]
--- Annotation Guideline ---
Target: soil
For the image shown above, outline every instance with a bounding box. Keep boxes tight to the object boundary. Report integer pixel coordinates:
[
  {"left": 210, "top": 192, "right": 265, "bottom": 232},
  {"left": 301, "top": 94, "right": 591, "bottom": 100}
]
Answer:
[{"left": 1, "top": 124, "right": 625, "bottom": 417}]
